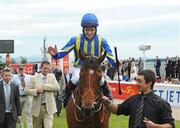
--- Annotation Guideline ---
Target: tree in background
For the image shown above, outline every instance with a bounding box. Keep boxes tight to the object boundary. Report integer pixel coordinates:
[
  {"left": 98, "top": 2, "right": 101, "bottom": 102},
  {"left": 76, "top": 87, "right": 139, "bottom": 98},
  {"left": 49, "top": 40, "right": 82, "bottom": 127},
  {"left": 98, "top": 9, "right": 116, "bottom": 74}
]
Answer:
[
  {"left": 0, "top": 56, "right": 6, "bottom": 68},
  {"left": 20, "top": 56, "right": 27, "bottom": 64}
]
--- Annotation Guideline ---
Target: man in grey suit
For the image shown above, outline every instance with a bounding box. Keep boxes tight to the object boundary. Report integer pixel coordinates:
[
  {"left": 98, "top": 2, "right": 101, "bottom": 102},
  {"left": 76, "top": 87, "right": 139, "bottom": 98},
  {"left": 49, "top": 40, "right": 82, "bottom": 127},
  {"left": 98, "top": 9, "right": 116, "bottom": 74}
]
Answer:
[{"left": 0, "top": 68, "right": 22, "bottom": 128}]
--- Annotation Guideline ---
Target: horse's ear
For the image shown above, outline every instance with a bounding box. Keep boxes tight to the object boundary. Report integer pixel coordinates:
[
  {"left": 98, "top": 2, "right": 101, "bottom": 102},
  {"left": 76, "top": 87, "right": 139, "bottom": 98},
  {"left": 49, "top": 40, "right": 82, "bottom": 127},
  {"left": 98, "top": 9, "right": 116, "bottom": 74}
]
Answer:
[
  {"left": 98, "top": 52, "right": 106, "bottom": 64},
  {"left": 79, "top": 49, "right": 87, "bottom": 61}
]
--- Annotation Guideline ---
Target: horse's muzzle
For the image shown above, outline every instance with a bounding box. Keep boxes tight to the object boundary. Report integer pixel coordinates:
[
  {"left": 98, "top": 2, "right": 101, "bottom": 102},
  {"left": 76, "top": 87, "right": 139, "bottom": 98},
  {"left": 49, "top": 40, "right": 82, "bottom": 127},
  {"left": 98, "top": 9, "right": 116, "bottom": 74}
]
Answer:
[{"left": 81, "top": 106, "right": 95, "bottom": 118}]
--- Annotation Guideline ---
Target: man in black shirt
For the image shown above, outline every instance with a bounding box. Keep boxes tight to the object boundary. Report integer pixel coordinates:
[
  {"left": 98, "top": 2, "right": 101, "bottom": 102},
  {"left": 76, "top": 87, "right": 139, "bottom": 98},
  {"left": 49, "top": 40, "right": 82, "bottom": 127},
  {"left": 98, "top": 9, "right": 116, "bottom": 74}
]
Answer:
[{"left": 103, "top": 69, "right": 175, "bottom": 128}]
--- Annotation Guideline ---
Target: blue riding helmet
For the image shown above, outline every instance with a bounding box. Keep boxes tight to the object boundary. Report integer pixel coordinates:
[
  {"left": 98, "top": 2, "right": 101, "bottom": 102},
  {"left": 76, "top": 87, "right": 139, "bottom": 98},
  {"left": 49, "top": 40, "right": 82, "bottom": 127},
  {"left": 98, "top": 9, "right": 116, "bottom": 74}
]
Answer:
[{"left": 81, "top": 13, "right": 99, "bottom": 27}]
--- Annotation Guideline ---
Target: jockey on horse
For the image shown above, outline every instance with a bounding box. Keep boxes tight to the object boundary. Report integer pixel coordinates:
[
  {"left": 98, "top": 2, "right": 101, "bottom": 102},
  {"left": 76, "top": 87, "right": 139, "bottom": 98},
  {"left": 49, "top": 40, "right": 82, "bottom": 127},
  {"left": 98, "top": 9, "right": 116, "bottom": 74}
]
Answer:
[{"left": 48, "top": 13, "right": 119, "bottom": 107}]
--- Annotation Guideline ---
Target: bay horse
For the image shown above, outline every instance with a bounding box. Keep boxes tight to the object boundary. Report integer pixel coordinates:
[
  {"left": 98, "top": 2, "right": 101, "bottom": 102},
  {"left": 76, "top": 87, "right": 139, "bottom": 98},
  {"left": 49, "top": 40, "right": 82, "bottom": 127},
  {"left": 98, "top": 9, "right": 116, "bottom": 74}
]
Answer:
[{"left": 65, "top": 50, "right": 111, "bottom": 128}]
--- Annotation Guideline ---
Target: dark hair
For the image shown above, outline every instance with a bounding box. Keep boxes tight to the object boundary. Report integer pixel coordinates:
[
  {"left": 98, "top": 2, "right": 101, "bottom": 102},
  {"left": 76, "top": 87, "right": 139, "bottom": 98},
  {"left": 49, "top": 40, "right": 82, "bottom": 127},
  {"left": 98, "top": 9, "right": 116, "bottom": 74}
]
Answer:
[
  {"left": 138, "top": 70, "right": 156, "bottom": 89},
  {"left": 40, "top": 61, "right": 50, "bottom": 68},
  {"left": 2, "top": 68, "right": 11, "bottom": 76},
  {"left": 3, "top": 67, "right": 11, "bottom": 72}
]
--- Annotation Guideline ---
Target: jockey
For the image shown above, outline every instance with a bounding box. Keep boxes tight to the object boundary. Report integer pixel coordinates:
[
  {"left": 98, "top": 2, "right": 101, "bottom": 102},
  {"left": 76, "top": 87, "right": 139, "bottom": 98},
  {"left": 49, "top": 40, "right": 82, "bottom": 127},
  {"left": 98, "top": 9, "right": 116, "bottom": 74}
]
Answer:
[{"left": 48, "top": 13, "right": 118, "bottom": 106}]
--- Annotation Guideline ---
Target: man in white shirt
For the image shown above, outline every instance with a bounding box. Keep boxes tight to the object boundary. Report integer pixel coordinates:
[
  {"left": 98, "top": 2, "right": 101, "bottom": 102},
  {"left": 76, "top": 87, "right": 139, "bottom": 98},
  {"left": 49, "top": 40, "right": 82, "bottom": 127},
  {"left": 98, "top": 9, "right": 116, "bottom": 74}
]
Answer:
[{"left": 11, "top": 65, "right": 33, "bottom": 128}]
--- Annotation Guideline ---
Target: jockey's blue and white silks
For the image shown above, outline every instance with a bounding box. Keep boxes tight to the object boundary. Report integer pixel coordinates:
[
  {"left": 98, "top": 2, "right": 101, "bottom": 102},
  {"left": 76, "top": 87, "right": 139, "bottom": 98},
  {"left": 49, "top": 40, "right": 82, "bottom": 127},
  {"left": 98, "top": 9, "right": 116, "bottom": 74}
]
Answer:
[{"left": 53, "top": 34, "right": 116, "bottom": 68}]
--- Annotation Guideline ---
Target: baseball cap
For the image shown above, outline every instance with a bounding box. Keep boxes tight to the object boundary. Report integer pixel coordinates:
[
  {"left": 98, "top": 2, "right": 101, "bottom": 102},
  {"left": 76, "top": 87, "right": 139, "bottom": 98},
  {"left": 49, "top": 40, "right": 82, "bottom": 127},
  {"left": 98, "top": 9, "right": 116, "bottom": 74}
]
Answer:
[{"left": 18, "top": 64, "right": 24, "bottom": 69}]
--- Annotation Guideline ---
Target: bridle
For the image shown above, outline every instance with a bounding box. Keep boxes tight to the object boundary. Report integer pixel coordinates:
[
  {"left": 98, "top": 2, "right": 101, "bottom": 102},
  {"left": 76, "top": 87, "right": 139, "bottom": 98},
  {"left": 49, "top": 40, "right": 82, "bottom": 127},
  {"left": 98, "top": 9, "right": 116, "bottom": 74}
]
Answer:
[{"left": 71, "top": 67, "right": 104, "bottom": 122}]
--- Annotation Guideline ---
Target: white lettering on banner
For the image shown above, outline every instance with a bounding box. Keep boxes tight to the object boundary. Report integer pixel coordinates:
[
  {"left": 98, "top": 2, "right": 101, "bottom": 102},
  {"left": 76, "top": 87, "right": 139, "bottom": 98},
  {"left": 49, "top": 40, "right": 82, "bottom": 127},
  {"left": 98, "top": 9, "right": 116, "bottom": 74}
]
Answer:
[{"left": 153, "top": 83, "right": 180, "bottom": 107}]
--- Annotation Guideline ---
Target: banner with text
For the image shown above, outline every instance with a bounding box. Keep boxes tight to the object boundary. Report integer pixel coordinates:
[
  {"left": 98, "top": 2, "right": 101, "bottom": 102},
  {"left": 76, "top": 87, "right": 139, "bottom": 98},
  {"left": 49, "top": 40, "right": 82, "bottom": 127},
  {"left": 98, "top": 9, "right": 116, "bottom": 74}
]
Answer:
[{"left": 108, "top": 81, "right": 180, "bottom": 107}]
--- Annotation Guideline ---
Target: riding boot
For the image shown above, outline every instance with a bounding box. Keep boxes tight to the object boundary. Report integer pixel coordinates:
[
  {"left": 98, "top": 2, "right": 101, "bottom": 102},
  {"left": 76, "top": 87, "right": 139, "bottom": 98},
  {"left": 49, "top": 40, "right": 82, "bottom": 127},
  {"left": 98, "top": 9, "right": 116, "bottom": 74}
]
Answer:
[
  {"left": 62, "top": 81, "right": 76, "bottom": 107},
  {"left": 101, "top": 81, "right": 113, "bottom": 100}
]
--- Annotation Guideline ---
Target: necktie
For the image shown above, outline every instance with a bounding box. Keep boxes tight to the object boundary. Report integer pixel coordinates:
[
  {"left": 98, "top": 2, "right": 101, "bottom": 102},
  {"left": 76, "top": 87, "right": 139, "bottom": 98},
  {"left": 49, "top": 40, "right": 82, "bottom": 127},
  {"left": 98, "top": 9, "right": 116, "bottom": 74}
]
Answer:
[
  {"left": 41, "top": 76, "right": 46, "bottom": 104},
  {"left": 5, "top": 84, "right": 11, "bottom": 110},
  {"left": 21, "top": 75, "right": 25, "bottom": 88},
  {"left": 64, "top": 74, "right": 68, "bottom": 85},
  {"left": 134, "top": 95, "right": 144, "bottom": 128}
]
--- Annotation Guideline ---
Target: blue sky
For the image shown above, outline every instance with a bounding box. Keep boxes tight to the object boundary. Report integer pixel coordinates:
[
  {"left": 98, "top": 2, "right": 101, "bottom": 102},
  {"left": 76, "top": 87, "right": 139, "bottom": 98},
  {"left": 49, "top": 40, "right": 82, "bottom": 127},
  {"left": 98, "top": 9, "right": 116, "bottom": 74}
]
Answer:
[{"left": 0, "top": 0, "right": 179, "bottom": 61}]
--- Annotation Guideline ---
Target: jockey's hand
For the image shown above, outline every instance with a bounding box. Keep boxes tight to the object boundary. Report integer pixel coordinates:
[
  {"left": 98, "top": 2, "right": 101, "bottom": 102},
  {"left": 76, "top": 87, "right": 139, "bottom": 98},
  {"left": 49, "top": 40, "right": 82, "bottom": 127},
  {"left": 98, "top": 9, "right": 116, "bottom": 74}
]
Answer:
[
  {"left": 117, "top": 60, "right": 122, "bottom": 67},
  {"left": 48, "top": 46, "right": 57, "bottom": 56}
]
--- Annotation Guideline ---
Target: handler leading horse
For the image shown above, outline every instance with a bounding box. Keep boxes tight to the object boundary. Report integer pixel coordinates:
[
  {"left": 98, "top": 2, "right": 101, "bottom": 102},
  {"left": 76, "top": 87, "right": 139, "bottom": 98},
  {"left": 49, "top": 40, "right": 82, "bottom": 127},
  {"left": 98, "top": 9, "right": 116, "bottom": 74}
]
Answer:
[{"left": 65, "top": 50, "right": 111, "bottom": 128}]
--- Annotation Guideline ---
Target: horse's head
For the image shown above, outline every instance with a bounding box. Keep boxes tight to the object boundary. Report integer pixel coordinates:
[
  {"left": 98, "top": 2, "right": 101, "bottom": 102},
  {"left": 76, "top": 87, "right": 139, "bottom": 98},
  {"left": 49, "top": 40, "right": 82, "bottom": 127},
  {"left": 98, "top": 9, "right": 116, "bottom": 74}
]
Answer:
[{"left": 77, "top": 49, "right": 106, "bottom": 118}]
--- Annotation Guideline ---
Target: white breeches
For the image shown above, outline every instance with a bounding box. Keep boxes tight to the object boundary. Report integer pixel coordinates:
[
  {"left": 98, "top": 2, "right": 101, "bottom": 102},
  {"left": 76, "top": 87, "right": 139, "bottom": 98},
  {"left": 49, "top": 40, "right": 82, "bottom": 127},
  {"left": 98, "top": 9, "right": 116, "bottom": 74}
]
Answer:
[
  {"left": 70, "top": 67, "right": 81, "bottom": 85},
  {"left": 70, "top": 67, "right": 104, "bottom": 86}
]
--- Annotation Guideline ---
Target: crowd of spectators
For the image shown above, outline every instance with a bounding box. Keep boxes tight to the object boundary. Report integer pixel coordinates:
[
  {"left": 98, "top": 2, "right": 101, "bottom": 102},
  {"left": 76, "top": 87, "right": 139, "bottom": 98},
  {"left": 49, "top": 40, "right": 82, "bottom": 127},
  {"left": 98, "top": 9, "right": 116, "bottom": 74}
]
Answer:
[{"left": 101, "top": 56, "right": 180, "bottom": 85}]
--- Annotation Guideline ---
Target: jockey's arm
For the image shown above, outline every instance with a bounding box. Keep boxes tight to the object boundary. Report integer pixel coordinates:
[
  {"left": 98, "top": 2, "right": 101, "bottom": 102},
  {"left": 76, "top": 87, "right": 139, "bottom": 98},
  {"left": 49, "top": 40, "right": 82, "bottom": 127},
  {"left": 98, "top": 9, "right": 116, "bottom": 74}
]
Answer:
[
  {"left": 52, "top": 37, "right": 76, "bottom": 59},
  {"left": 101, "top": 38, "right": 117, "bottom": 68}
]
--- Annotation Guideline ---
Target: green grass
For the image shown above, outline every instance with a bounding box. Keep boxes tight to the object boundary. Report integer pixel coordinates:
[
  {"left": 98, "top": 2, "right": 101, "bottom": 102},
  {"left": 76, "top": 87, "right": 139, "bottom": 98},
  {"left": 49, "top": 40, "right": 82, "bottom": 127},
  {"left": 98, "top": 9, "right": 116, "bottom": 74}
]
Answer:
[
  {"left": 54, "top": 108, "right": 180, "bottom": 128},
  {"left": 19, "top": 108, "right": 180, "bottom": 128},
  {"left": 54, "top": 108, "right": 128, "bottom": 128}
]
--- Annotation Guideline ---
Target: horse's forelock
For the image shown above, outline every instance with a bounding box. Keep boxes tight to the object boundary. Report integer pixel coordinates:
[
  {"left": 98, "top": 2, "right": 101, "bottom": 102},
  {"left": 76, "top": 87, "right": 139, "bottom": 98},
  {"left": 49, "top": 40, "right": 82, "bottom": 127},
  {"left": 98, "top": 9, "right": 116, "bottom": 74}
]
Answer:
[{"left": 82, "top": 56, "right": 101, "bottom": 70}]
